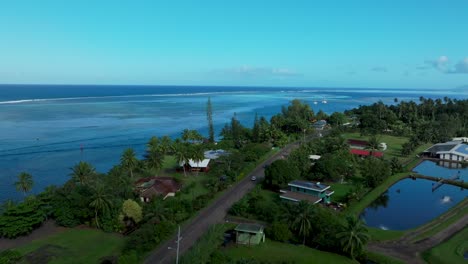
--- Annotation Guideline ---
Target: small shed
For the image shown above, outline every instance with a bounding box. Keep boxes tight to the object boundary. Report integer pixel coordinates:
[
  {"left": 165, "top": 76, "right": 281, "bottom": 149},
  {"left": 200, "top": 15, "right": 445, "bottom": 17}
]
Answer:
[{"left": 234, "top": 223, "right": 265, "bottom": 245}]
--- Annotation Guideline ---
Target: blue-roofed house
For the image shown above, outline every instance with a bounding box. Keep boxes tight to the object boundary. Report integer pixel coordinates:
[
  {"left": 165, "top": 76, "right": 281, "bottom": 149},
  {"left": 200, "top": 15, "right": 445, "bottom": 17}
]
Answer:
[
  {"left": 280, "top": 180, "right": 334, "bottom": 204},
  {"left": 423, "top": 141, "right": 468, "bottom": 162}
]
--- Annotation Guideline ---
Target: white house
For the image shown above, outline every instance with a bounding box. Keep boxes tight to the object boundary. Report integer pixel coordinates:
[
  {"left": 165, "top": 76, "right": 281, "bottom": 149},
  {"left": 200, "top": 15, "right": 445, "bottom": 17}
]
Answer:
[
  {"left": 452, "top": 137, "right": 468, "bottom": 143},
  {"left": 423, "top": 141, "right": 468, "bottom": 162}
]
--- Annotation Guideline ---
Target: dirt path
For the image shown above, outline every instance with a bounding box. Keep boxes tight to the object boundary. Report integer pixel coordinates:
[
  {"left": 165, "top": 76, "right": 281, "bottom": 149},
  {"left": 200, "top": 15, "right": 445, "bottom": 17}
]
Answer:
[
  {"left": 0, "top": 220, "right": 67, "bottom": 250},
  {"left": 143, "top": 142, "right": 301, "bottom": 264},
  {"left": 368, "top": 213, "right": 468, "bottom": 264}
]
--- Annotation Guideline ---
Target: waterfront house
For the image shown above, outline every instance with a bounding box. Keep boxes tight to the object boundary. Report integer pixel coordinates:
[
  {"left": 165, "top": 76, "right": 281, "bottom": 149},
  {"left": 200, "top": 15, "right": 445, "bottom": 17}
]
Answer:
[
  {"left": 423, "top": 141, "right": 468, "bottom": 162},
  {"left": 135, "top": 177, "right": 181, "bottom": 202},
  {"left": 179, "top": 159, "right": 211, "bottom": 172},
  {"left": 234, "top": 223, "right": 265, "bottom": 245},
  {"left": 280, "top": 180, "right": 334, "bottom": 204}
]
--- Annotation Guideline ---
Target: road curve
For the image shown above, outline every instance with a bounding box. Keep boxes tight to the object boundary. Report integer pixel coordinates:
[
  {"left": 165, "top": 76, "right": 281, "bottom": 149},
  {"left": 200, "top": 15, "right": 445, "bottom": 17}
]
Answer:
[{"left": 144, "top": 143, "right": 300, "bottom": 264}]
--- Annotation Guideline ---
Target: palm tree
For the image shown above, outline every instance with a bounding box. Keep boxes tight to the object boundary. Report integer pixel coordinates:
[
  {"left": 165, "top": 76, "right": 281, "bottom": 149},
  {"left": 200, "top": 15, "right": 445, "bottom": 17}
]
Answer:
[
  {"left": 15, "top": 172, "right": 34, "bottom": 197},
  {"left": 89, "top": 185, "right": 112, "bottom": 229},
  {"left": 160, "top": 135, "right": 173, "bottom": 155},
  {"left": 145, "top": 148, "right": 164, "bottom": 175},
  {"left": 147, "top": 136, "right": 160, "bottom": 150},
  {"left": 190, "top": 146, "right": 205, "bottom": 176},
  {"left": 336, "top": 215, "right": 370, "bottom": 260},
  {"left": 70, "top": 161, "right": 96, "bottom": 185},
  {"left": 174, "top": 144, "right": 190, "bottom": 176},
  {"left": 291, "top": 201, "right": 314, "bottom": 245},
  {"left": 121, "top": 148, "right": 138, "bottom": 179}
]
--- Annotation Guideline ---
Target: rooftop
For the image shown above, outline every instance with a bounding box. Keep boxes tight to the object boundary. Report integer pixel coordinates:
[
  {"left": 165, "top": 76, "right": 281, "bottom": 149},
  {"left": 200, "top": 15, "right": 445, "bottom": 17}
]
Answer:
[
  {"left": 204, "top": 149, "right": 229, "bottom": 159},
  {"left": 234, "top": 223, "right": 264, "bottom": 234},
  {"left": 135, "top": 177, "right": 181, "bottom": 198},
  {"left": 288, "top": 180, "right": 330, "bottom": 191},
  {"left": 424, "top": 142, "right": 460, "bottom": 153},
  {"left": 180, "top": 159, "right": 211, "bottom": 168},
  {"left": 280, "top": 190, "right": 322, "bottom": 204},
  {"left": 453, "top": 144, "right": 468, "bottom": 155},
  {"left": 350, "top": 148, "right": 384, "bottom": 158}
]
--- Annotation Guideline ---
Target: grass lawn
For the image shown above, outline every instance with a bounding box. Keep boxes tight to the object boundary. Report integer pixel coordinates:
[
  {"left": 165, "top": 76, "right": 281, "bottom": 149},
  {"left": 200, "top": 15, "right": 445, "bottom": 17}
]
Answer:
[
  {"left": 366, "top": 251, "right": 405, "bottom": 264},
  {"left": 341, "top": 133, "right": 408, "bottom": 160},
  {"left": 329, "top": 182, "right": 354, "bottom": 202},
  {"left": 367, "top": 227, "right": 405, "bottom": 242},
  {"left": 422, "top": 227, "right": 468, "bottom": 264},
  {"left": 224, "top": 240, "right": 357, "bottom": 264},
  {"left": 15, "top": 229, "right": 125, "bottom": 264}
]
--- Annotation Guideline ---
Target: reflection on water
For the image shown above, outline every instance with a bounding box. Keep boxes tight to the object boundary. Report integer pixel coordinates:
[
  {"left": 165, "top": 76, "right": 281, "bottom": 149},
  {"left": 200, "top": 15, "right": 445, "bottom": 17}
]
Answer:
[{"left": 361, "top": 161, "right": 467, "bottom": 230}]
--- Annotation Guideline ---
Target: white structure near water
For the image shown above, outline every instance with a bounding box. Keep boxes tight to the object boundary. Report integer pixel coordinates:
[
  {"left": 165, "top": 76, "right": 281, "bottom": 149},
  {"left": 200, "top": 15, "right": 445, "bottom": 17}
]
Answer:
[{"left": 423, "top": 140, "right": 468, "bottom": 162}]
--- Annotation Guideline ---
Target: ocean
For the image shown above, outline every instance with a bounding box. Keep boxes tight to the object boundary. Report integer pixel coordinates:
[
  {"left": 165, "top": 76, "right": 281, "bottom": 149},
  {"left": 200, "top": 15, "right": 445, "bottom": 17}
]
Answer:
[{"left": 0, "top": 85, "right": 467, "bottom": 203}]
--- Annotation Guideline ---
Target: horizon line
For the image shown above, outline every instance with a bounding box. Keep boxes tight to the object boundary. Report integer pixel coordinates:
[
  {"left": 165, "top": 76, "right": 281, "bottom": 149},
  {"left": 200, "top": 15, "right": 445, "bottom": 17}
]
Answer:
[{"left": 0, "top": 83, "right": 456, "bottom": 91}]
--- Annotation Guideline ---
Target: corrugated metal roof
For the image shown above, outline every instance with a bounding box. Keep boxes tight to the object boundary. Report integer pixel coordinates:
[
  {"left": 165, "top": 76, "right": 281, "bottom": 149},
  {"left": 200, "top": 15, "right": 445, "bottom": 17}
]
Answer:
[{"left": 235, "top": 223, "right": 264, "bottom": 233}]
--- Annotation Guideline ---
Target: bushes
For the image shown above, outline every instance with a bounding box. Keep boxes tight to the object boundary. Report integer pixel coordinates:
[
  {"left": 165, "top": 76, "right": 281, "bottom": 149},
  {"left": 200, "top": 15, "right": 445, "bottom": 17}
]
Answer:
[
  {"left": 0, "top": 198, "right": 47, "bottom": 238},
  {"left": 180, "top": 224, "right": 228, "bottom": 264},
  {"left": 0, "top": 250, "right": 22, "bottom": 264},
  {"left": 264, "top": 160, "right": 300, "bottom": 190},
  {"left": 124, "top": 220, "right": 176, "bottom": 254},
  {"left": 266, "top": 222, "right": 292, "bottom": 242}
]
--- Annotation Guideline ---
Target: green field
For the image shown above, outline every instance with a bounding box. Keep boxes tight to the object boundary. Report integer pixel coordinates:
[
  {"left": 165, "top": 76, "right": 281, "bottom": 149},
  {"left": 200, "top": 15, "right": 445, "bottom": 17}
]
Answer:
[
  {"left": 224, "top": 240, "right": 357, "bottom": 264},
  {"left": 422, "top": 227, "right": 468, "bottom": 264},
  {"left": 15, "top": 229, "right": 125, "bottom": 264},
  {"left": 329, "top": 182, "right": 354, "bottom": 202},
  {"left": 342, "top": 133, "right": 407, "bottom": 160}
]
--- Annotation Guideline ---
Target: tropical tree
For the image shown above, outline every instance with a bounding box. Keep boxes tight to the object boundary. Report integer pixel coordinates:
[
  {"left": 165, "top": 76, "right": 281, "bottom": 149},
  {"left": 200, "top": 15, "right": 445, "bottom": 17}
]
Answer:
[
  {"left": 14, "top": 172, "right": 34, "bottom": 197},
  {"left": 291, "top": 201, "right": 314, "bottom": 245},
  {"left": 174, "top": 144, "right": 190, "bottom": 176},
  {"left": 336, "top": 215, "right": 370, "bottom": 260},
  {"left": 121, "top": 199, "right": 142, "bottom": 227},
  {"left": 147, "top": 136, "right": 160, "bottom": 150},
  {"left": 70, "top": 161, "right": 96, "bottom": 186},
  {"left": 160, "top": 135, "right": 173, "bottom": 155},
  {"left": 190, "top": 146, "right": 205, "bottom": 176},
  {"left": 121, "top": 148, "right": 138, "bottom": 179},
  {"left": 89, "top": 185, "right": 112, "bottom": 229},
  {"left": 207, "top": 97, "right": 215, "bottom": 143},
  {"left": 145, "top": 148, "right": 164, "bottom": 175}
]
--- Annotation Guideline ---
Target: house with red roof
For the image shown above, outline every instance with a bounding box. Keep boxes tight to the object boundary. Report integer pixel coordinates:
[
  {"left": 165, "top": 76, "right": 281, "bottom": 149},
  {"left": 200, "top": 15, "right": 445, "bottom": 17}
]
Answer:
[{"left": 350, "top": 148, "right": 383, "bottom": 158}]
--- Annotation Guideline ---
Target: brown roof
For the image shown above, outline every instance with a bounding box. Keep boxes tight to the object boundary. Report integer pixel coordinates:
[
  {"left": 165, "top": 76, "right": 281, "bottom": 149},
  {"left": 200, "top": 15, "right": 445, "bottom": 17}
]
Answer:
[
  {"left": 136, "top": 177, "right": 181, "bottom": 198},
  {"left": 280, "top": 190, "right": 322, "bottom": 204}
]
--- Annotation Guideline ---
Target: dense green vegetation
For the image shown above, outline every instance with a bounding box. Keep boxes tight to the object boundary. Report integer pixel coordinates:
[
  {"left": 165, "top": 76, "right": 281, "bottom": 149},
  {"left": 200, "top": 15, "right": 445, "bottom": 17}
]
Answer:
[
  {"left": 224, "top": 240, "right": 357, "bottom": 264},
  {"left": 15, "top": 229, "right": 124, "bottom": 264}
]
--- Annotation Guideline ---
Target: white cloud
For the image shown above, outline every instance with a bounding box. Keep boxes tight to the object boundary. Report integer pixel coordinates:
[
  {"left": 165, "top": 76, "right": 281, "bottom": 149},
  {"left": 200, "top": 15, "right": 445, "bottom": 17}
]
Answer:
[
  {"left": 449, "top": 57, "right": 468, "bottom": 74},
  {"left": 425, "top": 55, "right": 449, "bottom": 72}
]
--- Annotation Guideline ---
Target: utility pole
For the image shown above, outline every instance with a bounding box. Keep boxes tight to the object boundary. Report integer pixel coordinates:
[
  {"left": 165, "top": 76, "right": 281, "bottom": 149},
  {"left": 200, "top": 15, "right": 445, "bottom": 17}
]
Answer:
[{"left": 176, "top": 225, "right": 181, "bottom": 264}]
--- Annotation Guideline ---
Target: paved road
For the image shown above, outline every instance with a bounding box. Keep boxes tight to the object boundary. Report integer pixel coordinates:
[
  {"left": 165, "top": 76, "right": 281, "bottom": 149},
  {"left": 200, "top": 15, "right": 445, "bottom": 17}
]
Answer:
[{"left": 144, "top": 142, "right": 300, "bottom": 264}]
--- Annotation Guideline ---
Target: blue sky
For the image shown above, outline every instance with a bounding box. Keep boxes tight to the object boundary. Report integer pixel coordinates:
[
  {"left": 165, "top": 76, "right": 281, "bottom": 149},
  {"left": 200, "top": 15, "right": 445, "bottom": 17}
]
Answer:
[{"left": 0, "top": 0, "right": 467, "bottom": 88}]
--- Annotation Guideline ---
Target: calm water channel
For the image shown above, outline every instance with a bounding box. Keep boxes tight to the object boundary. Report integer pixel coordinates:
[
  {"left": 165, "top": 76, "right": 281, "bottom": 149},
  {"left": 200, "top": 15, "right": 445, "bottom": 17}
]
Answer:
[{"left": 361, "top": 160, "right": 467, "bottom": 230}]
